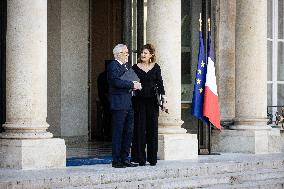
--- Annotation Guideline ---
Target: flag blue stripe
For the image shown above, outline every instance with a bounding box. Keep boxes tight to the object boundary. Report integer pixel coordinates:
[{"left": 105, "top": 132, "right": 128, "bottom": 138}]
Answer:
[{"left": 191, "top": 32, "right": 207, "bottom": 122}]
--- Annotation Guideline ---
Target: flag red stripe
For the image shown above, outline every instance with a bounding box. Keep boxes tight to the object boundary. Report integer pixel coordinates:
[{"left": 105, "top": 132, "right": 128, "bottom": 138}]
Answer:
[{"left": 203, "top": 86, "right": 221, "bottom": 129}]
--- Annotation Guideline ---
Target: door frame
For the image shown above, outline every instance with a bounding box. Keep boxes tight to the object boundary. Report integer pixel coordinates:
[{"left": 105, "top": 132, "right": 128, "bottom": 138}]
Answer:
[
  {"left": 88, "top": 0, "right": 124, "bottom": 141},
  {"left": 0, "top": 0, "right": 7, "bottom": 132},
  {"left": 87, "top": 0, "right": 144, "bottom": 141}
]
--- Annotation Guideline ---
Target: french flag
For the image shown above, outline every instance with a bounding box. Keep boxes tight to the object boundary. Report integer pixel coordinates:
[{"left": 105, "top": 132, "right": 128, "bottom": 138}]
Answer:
[{"left": 203, "top": 31, "right": 221, "bottom": 129}]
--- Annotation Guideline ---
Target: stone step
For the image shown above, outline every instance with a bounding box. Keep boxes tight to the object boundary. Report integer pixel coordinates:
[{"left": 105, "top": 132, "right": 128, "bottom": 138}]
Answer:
[
  {"left": 60, "top": 168, "right": 284, "bottom": 189},
  {"left": 0, "top": 154, "right": 284, "bottom": 189},
  {"left": 160, "top": 168, "right": 284, "bottom": 189},
  {"left": 202, "top": 178, "right": 284, "bottom": 189}
]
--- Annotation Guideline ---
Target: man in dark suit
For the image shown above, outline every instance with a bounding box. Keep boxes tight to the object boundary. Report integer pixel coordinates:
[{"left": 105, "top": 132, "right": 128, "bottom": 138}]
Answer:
[
  {"left": 97, "top": 60, "right": 112, "bottom": 141},
  {"left": 107, "top": 44, "right": 141, "bottom": 168}
]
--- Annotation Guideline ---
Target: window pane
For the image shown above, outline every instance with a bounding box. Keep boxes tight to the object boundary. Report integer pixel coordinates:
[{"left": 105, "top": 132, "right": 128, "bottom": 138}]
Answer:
[
  {"left": 181, "top": 52, "right": 192, "bottom": 101},
  {"left": 181, "top": 0, "right": 202, "bottom": 101},
  {"left": 181, "top": 52, "right": 191, "bottom": 84},
  {"left": 181, "top": 0, "right": 190, "bottom": 47},
  {"left": 181, "top": 0, "right": 192, "bottom": 101},
  {"left": 278, "top": 84, "right": 284, "bottom": 106},
  {"left": 278, "top": 42, "right": 284, "bottom": 81},
  {"left": 268, "top": 40, "right": 273, "bottom": 81},
  {"left": 279, "top": 0, "right": 284, "bottom": 39},
  {"left": 268, "top": 0, "right": 273, "bottom": 38},
  {"left": 268, "top": 84, "right": 272, "bottom": 106}
]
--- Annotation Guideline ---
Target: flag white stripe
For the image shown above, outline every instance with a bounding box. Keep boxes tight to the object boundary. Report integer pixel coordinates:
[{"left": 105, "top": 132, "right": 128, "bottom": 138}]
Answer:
[{"left": 205, "top": 57, "right": 218, "bottom": 96}]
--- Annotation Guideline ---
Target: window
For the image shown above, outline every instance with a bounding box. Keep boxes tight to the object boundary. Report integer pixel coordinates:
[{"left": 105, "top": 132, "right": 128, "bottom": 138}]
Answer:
[
  {"left": 267, "top": 0, "right": 284, "bottom": 114},
  {"left": 181, "top": 0, "right": 203, "bottom": 102}
]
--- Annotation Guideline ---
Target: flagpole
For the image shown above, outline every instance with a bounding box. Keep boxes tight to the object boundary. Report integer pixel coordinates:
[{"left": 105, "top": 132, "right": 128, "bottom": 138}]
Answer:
[
  {"left": 207, "top": 17, "right": 220, "bottom": 155},
  {"left": 199, "top": 13, "right": 202, "bottom": 32},
  {"left": 197, "top": 13, "right": 201, "bottom": 155},
  {"left": 207, "top": 17, "right": 212, "bottom": 155},
  {"left": 208, "top": 18, "right": 211, "bottom": 32}
]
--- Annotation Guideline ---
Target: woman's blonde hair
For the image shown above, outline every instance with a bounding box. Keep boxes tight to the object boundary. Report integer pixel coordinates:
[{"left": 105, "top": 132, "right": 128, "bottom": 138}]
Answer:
[{"left": 137, "top": 43, "right": 156, "bottom": 63}]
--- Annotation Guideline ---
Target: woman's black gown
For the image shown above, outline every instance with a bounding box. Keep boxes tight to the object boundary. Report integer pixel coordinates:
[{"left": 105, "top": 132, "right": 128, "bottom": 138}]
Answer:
[{"left": 131, "top": 63, "right": 165, "bottom": 165}]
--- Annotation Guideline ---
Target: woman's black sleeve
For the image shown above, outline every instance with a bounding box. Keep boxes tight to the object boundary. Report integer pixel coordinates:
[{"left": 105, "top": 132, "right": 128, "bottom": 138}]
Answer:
[{"left": 156, "top": 65, "right": 165, "bottom": 95}]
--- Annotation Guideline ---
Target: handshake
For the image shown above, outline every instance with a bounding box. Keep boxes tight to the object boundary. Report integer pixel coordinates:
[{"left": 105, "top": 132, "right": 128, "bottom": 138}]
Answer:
[{"left": 133, "top": 81, "right": 142, "bottom": 90}]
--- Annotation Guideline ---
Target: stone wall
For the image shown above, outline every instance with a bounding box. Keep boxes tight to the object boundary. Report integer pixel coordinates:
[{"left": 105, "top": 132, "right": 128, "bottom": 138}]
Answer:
[
  {"left": 60, "top": 0, "right": 89, "bottom": 137},
  {"left": 47, "top": 0, "right": 89, "bottom": 138},
  {"left": 47, "top": 0, "right": 62, "bottom": 136}
]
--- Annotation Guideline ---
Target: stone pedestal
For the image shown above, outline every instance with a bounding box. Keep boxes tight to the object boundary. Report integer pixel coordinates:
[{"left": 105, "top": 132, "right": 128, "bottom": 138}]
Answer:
[
  {"left": 212, "top": 129, "right": 270, "bottom": 154},
  {"left": 0, "top": 0, "right": 66, "bottom": 169},
  {"left": 147, "top": 0, "right": 198, "bottom": 160},
  {"left": 0, "top": 139, "right": 66, "bottom": 169},
  {"left": 158, "top": 134, "right": 198, "bottom": 160}
]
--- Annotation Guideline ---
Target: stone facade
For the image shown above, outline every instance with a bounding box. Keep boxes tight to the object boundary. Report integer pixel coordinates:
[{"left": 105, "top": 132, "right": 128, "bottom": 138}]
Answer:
[{"left": 0, "top": 0, "right": 283, "bottom": 169}]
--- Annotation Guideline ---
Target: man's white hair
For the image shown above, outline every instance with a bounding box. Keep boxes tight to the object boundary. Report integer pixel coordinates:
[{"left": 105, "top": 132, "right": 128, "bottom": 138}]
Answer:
[{"left": 113, "top": 44, "right": 127, "bottom": 56}]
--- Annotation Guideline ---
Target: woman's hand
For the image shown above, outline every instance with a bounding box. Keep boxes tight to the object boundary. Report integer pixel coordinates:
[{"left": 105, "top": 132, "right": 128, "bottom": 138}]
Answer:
[{"left": 133, "top": 81, "right": 142, "bottom": 90}]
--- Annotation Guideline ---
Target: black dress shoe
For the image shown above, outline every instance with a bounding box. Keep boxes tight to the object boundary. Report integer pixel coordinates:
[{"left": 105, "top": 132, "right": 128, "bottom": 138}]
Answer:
[
  {"left": 149, "top": 162, "right": 156, "bottom": 166},
  {"left": 130, "top": 159, "right": 139, "bottom": 164},
  {"left": 112, "top": 161, "right": 126, "bottom": 168},
  {"left": 139, "top": 162, "right": 146, "bottom": 166},
  {"left": 122, "top": 161, "right": 138, "bottom": 167}
]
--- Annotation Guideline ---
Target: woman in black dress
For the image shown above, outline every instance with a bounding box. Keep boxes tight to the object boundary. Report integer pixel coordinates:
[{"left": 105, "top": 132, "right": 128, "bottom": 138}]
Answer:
[{"left": 131, "top": 44, "right": 166, "bottom": 166}]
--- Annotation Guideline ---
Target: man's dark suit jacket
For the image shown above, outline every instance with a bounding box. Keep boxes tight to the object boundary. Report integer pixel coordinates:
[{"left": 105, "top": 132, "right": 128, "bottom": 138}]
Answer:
[{"left": 107, "top": 60, "right": 134, "bottom": 110}]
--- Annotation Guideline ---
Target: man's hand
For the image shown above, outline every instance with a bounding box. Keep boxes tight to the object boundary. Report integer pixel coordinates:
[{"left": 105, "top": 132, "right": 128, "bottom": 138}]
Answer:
[{"left": 133, "top": 81, "right": 142, "bottom": 90}]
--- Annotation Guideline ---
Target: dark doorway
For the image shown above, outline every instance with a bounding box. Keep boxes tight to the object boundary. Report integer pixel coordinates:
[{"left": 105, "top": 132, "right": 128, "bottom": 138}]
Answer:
[
  {"left": 0, "top": 0, "right": 7, "bottom": 132},
  {"left": 88, "top": 0, "right": 142, "bottom": 141},
  {"left": 88, "top": 0, "right": 123, "bottom": 141}
]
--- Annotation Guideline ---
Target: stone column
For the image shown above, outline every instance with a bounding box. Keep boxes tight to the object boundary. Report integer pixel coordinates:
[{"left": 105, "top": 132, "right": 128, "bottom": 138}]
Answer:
[
  {"left": 0, "top": 0, "right": 66, "bottom": 169},
  {"left": 212, "top": 0, "right": 272, "bottom": 154},
  {"left": 215, "top": 0, "right": 236, "bottom": 124},
  {"left": 234, "top": 0, "right": 267, "bottom": 128},
  {"left": 147, "top": 0, "right": 197, "bottom": 160}
]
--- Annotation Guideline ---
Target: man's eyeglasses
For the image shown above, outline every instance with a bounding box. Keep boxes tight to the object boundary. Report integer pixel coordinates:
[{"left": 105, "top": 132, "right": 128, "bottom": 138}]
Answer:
[{"left": 119, "top": 51, "right": 129, "bottom": 55}]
